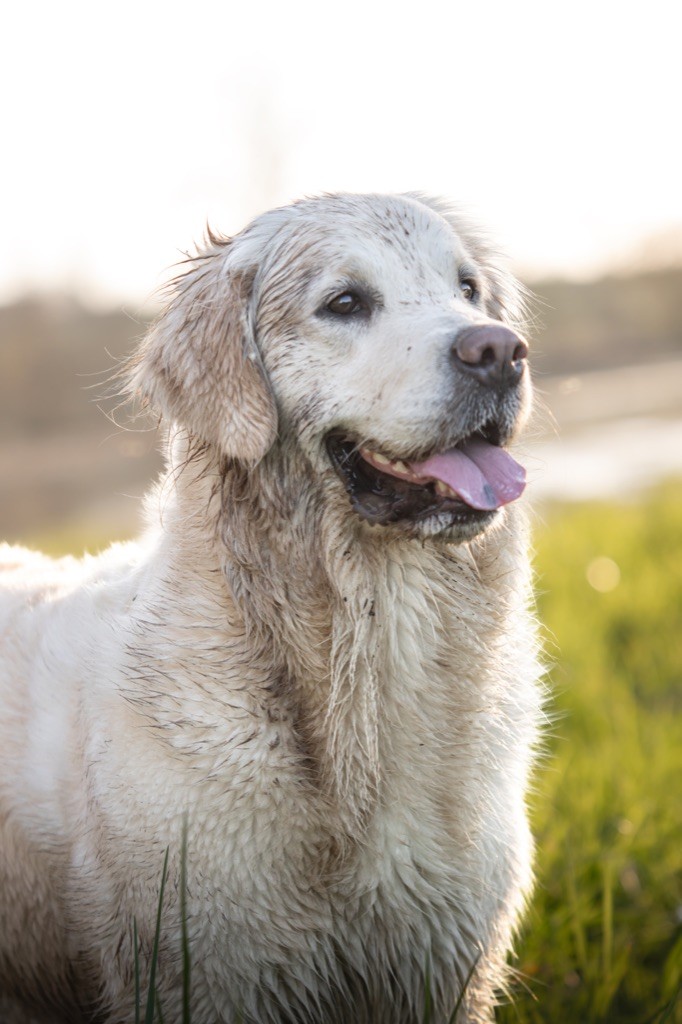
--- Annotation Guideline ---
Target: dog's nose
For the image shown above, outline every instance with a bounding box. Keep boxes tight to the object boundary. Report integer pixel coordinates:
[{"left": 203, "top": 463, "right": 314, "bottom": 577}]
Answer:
[{"left": 452, "top": 325, "right": 528, "bottom": 388}]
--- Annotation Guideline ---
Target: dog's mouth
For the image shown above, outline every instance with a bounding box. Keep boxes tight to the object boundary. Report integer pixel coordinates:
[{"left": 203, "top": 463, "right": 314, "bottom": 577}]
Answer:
[{"left": 325, "top": 422, "right": 526, "bottom": 527}]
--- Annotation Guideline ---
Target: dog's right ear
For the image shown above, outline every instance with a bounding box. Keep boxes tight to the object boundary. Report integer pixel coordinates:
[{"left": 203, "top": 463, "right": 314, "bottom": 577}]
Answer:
[{"left": 129, "top": 238, "right": 277, "bottom": 463}]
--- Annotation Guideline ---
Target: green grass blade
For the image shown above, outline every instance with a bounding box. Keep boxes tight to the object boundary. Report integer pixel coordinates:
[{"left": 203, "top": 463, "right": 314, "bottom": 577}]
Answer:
[
  {"left": 657, "top": 982, "right": 682, "bottom": 1024},
  {"left": 447, "top": 955, "right": 480, "bottom": 1024},
  {"left": 566, "top": 856, "right": 588, "bottom": 978},
  {"left": 601, "top": 857, "right": 613, "bottom": 982},
  {"left": 145, "top": 846, "right": 170, "bottom": 1024},
  {"left": 180, "top": 816, "right": 191, "bottom": 1024},
  {"left": 133, "top": 917, "right": 140, "bottom": 1024},
  {"left": 422, "top": 952, "right": 432, "bottom": 1022}
]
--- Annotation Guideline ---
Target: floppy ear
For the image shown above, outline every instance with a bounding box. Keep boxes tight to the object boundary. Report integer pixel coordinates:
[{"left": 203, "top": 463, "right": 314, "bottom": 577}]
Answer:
[{"left": 130, "top": 239, "right": 277, "bottom": 463}]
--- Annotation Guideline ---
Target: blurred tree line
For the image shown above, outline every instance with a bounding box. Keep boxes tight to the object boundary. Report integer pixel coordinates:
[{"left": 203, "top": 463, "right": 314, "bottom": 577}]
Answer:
[
  {"left": 531, "top": 267, "right": 682, "bottom": 374},
  {"left": 1, "top": 266, "right": 681, "bottom": 544},
  {"left": 2, "top": 265, "right": 682, "bottom": 437}
]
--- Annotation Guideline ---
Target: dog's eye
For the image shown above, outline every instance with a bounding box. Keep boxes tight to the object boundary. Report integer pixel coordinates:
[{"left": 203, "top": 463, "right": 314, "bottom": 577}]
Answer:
[
  {"left": 460, "top": 279, "right": 477, "bottom": 302},
  {"left": 326, "top": 292, "right": 365, "bottom": 316}
]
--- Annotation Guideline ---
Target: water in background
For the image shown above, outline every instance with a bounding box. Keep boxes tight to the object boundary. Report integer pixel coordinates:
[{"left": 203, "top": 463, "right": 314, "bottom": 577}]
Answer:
[{"left": 525, "top": 357, "right": 682, "bottom": 502}]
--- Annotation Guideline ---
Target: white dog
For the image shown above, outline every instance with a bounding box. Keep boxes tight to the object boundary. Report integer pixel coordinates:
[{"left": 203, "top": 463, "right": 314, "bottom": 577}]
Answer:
[{"left": 0, "top": 193, "right": 543, "bottom": 1024}]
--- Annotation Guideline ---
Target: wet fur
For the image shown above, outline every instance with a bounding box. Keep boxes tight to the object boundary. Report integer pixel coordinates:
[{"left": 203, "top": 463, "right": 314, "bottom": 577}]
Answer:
[{"left": 0, "top": 194, "right": 543, "bottom": 1023}]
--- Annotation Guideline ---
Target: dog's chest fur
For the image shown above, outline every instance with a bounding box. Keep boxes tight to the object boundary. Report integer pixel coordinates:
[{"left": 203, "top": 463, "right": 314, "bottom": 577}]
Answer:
[
  {"left": 91, "top": 463, "right": 539, "bottom": 1023},
  {"left": 0, "top": 452, "right": 539, "bottom": 1024}
]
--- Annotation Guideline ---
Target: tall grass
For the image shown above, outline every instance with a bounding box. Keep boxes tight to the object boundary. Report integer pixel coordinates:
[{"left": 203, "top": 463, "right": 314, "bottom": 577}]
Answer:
[
  {"left": 498, "top": 481, "right": 682, "bottom": 1023},
  {"left": 134, "top": 848, "right": 170, "bottom": 1024}
]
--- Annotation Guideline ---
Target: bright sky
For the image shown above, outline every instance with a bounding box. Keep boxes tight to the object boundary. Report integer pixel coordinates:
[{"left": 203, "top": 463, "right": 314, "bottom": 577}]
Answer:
[{"left": 1, "top": 0, "right": 680, "bottom": 307}]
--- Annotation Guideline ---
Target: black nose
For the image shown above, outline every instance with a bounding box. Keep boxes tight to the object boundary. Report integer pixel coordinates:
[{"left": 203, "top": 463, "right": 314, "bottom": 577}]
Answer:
[{"left": 452, "top": 325, "right": 528, "bottom": 388}]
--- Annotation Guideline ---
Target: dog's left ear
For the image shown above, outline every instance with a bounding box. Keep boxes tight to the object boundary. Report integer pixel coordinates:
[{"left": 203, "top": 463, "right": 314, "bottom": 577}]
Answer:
[{"left": 130, "top": 238, "right": 277, "bottom": 463}]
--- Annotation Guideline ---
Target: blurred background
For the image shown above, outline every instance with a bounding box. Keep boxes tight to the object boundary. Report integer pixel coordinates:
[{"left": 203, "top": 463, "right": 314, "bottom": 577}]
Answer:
[{"left": 1, "top": 0, "right": 680, "bottom": 1020}]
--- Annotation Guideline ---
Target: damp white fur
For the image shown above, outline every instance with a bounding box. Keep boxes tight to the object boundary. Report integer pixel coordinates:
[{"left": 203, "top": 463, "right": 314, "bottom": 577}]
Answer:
[{"left": 0, "top": 193, "right": 543, "bottom": 1024}]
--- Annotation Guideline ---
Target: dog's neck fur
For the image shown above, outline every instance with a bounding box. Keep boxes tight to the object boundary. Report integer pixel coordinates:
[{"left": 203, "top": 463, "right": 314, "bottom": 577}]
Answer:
[{"left": 161, "top": 432, "right": 533, "bottom": 844}]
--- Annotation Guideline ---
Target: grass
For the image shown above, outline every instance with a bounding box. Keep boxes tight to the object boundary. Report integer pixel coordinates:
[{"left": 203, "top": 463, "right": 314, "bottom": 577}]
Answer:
[
  {"left": 29, "top": 481, "right": 682, "bottom": 1022},
  {"left": 498, "top": 480, "right": 682, "bottom": 1023}
]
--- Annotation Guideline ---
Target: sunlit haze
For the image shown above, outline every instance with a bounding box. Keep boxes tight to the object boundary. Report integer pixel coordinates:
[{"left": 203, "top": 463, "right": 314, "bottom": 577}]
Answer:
[{"left": 2, "top": 0, "right": 680, "bottom": 307}]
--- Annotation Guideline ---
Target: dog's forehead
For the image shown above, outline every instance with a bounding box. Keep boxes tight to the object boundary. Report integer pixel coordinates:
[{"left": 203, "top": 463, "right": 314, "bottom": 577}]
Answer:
[
  {"left": 257, "top": 195, "right": 470, "bottom": 291},
  {"left": 336, "top": 200, "right": 466, "bottom": 274},
  {"left": 331, "top": 195, "right": 462, "bottom": 246}
]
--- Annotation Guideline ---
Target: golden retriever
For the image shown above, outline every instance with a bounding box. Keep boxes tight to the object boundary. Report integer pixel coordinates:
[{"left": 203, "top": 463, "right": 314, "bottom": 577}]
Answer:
[{"left": 0, "top": 193, "right": 543, "bottom": 1024}]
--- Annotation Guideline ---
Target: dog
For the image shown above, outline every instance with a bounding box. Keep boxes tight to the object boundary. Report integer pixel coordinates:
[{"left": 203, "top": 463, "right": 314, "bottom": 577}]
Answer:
[{"left": 0, "top": 193, "right": 543, "bottom": 1024}]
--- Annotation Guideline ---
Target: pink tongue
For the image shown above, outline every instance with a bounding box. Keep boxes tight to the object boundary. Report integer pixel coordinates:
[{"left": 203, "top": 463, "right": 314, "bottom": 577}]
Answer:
[{"left": 410, "top": 438, "right": 526, "bottom": 511}]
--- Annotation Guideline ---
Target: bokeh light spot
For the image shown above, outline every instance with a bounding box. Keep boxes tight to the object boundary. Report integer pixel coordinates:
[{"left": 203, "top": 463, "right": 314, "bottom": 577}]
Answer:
[{"left": 586, "top": 556, "right": 621, "bottom": 592}]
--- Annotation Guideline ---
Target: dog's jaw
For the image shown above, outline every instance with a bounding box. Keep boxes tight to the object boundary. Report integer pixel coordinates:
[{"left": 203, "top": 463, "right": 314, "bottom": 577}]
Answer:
[{"left": 324, "top": 429, "right": 525, "bottom": 542}]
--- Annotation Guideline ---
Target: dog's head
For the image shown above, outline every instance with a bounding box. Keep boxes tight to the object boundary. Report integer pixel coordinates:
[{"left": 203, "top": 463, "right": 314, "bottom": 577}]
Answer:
[{"left": 132, "top": 193, "right": 532, "bottom": 543}]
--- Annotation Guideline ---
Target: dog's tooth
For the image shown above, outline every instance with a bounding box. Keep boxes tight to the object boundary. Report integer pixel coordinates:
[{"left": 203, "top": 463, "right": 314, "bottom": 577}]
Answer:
[
  {"left": 372, "top": 452, "right": 391, "bottom": 466},
  {"left": 435, "top": 480, "right": 457, "bottom": 498},
  {"left": 392, "top": 460, "right": 409, "bottom": 473}
]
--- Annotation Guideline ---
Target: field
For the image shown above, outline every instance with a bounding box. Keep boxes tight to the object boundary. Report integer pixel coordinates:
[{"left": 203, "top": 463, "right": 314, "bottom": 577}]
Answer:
[
  {"left": 498, "top": 482, "right": 682, "bottom": 1023},
  {"left": 24, "top": 482, "right": 682, "bottom": 1023}
]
